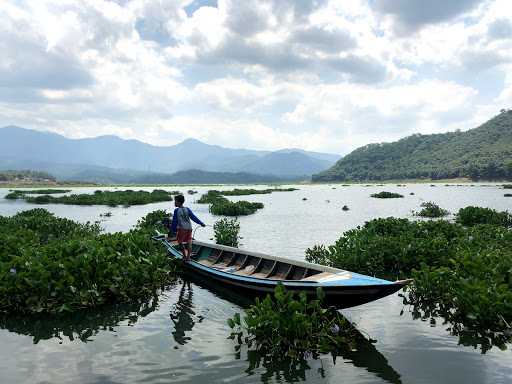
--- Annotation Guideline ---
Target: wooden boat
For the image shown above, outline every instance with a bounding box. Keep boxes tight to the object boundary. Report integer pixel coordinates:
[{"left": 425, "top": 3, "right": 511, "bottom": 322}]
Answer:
[{"left": 152, "top": 235, "right": 411, "bottom": 308}]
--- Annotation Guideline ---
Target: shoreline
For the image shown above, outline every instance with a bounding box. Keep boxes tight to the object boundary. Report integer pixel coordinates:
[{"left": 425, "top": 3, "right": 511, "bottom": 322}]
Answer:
[{"left": 2, "top": 177, "right": 512, "bottom": 189}]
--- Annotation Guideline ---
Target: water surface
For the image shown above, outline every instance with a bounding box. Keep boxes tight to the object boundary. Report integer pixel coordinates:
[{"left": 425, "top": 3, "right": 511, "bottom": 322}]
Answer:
[{"left": 0, "top": 184, "right": 511, "bottom": 383}]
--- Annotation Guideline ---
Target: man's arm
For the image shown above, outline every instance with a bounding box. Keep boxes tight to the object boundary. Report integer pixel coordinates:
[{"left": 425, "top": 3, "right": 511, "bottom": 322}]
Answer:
[
  {"left": 187, "top": 208, "right": 205, "bottom": 226},
  {"left": 170, "top": 209, "right": 178, "bottom": 235}
]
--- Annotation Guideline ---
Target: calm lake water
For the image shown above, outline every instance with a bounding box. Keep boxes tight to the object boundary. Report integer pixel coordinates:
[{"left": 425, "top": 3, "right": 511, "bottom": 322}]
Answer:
[{"left": 0, "top": 184, "right": 511, "bottom": 384}]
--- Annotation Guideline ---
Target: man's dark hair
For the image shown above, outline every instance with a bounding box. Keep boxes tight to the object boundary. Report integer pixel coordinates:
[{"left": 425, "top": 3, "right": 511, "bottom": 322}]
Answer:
[{"left": 175, "top": 194, "right": 185, "bottom": 204}]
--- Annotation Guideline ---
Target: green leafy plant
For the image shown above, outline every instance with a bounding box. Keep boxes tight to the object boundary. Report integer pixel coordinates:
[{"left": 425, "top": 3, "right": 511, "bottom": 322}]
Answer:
[
  {"left": 370, "top": 191, "right": 404, "bottom": 199},
  {"left": 11, "top": 189, "right": 71, "bottom": 194},
  {"left": 0, "top": 209, "right": 176, "bottom": 314},
  {"left": 456, "top": 206, "right": 512, "bottom": 227},
  {"left": 220, "top": 188, "right": 298, "bottom": 196},
  {"left": 305, "top": 208, "right": 512, "bottom": 352},
  {"left": 414, "top": 202, "right": 450, "bottom": 218},
  {"left": 197, "top": 190, "right": 264, "bottom": 216},
  {"left": 228, "top": 285, "right": 358, "bottom": 358},
  {"left": 213, "top": 218, "right": 241, "bottom": 247},
  {"left": 11, "top": 189, "right": 180, "bottom": 207}
]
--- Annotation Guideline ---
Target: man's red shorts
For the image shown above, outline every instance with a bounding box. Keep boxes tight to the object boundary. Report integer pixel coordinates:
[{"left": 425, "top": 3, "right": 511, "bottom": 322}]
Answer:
[{"left": 177, "top": 229, "right": 192, "bottom": 244}]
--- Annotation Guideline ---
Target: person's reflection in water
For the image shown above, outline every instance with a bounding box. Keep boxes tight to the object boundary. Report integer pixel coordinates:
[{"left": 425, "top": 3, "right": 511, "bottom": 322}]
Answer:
[{"left": 170, "top": 280, "right": 196, "bottom": 345}]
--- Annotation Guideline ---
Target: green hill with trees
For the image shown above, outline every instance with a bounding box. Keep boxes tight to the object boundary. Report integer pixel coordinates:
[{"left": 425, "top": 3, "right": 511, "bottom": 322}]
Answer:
[{"left": 313, "top": 110, "right": 512, "bottom": 182}]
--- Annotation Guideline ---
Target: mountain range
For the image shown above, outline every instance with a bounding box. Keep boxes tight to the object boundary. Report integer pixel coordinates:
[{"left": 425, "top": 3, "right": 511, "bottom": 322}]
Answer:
[
  {"left": 314, "top": 110, "right": 512, "bottom": 182},
  {"left": 0, "top": 126, "right": 339, "bottom": 182}
]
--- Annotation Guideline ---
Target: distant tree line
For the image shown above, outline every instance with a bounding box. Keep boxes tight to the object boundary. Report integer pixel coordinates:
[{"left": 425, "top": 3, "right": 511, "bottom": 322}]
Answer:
[{"left": 0, "top": 170, "right": 56, "bottom": 182}]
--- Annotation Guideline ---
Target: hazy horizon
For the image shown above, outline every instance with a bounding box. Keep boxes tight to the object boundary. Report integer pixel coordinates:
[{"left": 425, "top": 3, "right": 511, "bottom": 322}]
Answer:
[{"left": 0, "top": 124, "right": 341, "bottom": 155}]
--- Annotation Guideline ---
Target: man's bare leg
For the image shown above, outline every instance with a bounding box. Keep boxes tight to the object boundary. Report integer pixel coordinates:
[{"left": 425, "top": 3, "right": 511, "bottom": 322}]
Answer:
[{"left": 185, "top": 241, "right": 192, "bottom": 261}]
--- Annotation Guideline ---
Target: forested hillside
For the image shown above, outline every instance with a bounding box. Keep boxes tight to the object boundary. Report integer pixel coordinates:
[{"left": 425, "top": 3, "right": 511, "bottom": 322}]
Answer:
[{"left": 313, "top": 110, "right": 512, "bottom": 182}]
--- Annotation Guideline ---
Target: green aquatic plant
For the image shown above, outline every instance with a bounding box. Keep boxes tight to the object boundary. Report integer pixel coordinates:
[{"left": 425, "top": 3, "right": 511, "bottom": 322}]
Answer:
[
  {"left": 18, "top": 189, "right": 179, "bottom": 207},
  {"left": 505, "top": 194, "right": 512, "bottom": 197},
  {"left": 4, "top": 191, "right": 24, "bottom": 199},
  {"left": 214, "top": 218, "right": 241, "bottom": 247},
  {"left": 5, "top": 189, "right": 71, "bottom": 200},
  {"left": 503, "top": 184, "right": 512, "bottom": 189},
  {"left": 220, "top": 188, "right": 298, "bottom": 196},
  {"left": 196, "top": 190, "right": 224, "bottom": 204},
  {"left": 197, "top": 190, "right": 264, "bottom": 216},
  {"left": 414, "top": 202, "right": 450, "bottom": 218},
  {"left": 10, "top": 189, "right": 71, "bottom": 194},
  {"left": 305, "top": 209, "right": 512, "bottom": 352},
  {"left": 370, "top": 191, "right": 404, "bottom": 199},
  {"left": 456, "top": 206, "right": 512, "bottom": 227},
  {"left": 0, "top": 209, "right": 176, "bottom": 314},
  {"left": 228, "top": 285, "right": 358, "bottom": 358},
  {"left": 209, "top": 200, "right": 264, "bottom": 216}
]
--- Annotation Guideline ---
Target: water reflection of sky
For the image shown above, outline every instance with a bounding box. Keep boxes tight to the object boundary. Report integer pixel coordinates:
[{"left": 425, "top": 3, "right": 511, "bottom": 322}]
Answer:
[{"left": 0, "top": 184, "right": 511, "bottom": 383}]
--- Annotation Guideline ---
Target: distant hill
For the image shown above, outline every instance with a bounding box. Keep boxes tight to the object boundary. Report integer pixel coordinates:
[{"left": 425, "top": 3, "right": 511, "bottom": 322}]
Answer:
[
  {"left": 0, "top": 161, "right": 286, "bottom": 184},
  {"left": 133, "top": 169, "right": 284, "bottom": 184},
  {"left": 0, "top": 126, "right": 339, "bottom": 179},
  {"left": 221, "top": 151, "right": 330, "bottom": 177},
  {"left": 313, "top": 110, "right": 512, "bottom": 182}
]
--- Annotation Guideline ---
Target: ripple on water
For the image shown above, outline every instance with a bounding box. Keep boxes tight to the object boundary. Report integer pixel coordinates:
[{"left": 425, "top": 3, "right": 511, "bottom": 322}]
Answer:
[{"left": 1, "top": 184, "right": 512, "bottom": 383}]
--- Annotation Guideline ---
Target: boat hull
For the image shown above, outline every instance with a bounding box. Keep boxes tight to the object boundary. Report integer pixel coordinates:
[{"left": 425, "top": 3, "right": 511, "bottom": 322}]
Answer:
[
  {"left": 152, "top": 235, "right": 410, "bottom": 309},
  {"left": 182, "top": 263, "right": 407, "bottom": 308}
]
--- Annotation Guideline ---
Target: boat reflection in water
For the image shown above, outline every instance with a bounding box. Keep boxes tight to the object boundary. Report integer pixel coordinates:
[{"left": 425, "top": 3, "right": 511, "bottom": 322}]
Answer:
[
  {"left": 0, "top": 276, "right": 404, "bottom": 384},
  {"left": 180, "top": 274, "right": 403, "bottom": 384}
]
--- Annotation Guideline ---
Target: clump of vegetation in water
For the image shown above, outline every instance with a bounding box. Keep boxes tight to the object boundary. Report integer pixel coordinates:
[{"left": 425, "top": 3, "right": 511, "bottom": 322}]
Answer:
[
  {"left": 503, "top": 184, "right": 512, "bottom": 189},
  {"left": 214, "top": 218, "right": 241, "bottom": 247},
  {"left": 5, "top": 189, "right": 71, "bottom": 200},
  {"left": 370, "top": 191, "right": 404, "bottom": 199},
  {"left": 455, "top": 206, "right": 512, "bottom": 227},
  {"left": 228, "top": 285, "right": 357, "bottom": 358},
  {"left": 0, "top": 209, "right": 176, "bottom": 314},
  {"left": 209, "top": 200, "right": 263, "bottom": 216},
  {"left": 414, "top": 202, "right": 450, "bottom": 218},
  {"left": 16, "top": 189, "right": 180, "bottom": 207},
  {"left": 220, "top": 188, "right": 298, "bottom": 196},
  {"left": 196, "top": 190, "right": 223, "bottom": 204},
  {"left": 505, "top": 194, "right": 512, "bottom": 197},
  {"left": 187, "top": 190, "right": 198, "bottom": 195},
  {"left": 5, "top": 191, "right": 23, "bottom": 199},
  {"left": 305, "top": 207, "right": 512, "bottom": 352},
  {"left": 197, "top": 190, "right": 264, "bottom": 216}
]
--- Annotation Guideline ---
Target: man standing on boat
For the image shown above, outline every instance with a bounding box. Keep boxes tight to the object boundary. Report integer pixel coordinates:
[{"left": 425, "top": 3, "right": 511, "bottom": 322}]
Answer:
[{"left": 169, "top": 194, "right": 205, "bottom": 261}]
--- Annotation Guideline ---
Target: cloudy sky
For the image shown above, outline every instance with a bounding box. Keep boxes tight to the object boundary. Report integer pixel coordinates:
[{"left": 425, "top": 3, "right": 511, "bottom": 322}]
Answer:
[{"left": 1, "top": 0, "right": 511, "bottom": 154}]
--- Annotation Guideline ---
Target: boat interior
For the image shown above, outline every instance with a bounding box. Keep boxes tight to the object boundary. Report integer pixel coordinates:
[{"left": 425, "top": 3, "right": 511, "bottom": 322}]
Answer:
[{"left": 189, "top": 243, "right": 343, "bottom": 282}]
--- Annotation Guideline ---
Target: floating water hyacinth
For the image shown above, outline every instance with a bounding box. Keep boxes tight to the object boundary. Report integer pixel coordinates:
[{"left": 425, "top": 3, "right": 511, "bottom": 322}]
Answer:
[
  {"left": 0, "top": 208, "right": 178, "bottom": 314},
  {"left": 305, "top": 208, "right": 512, "bottom": 352}
]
